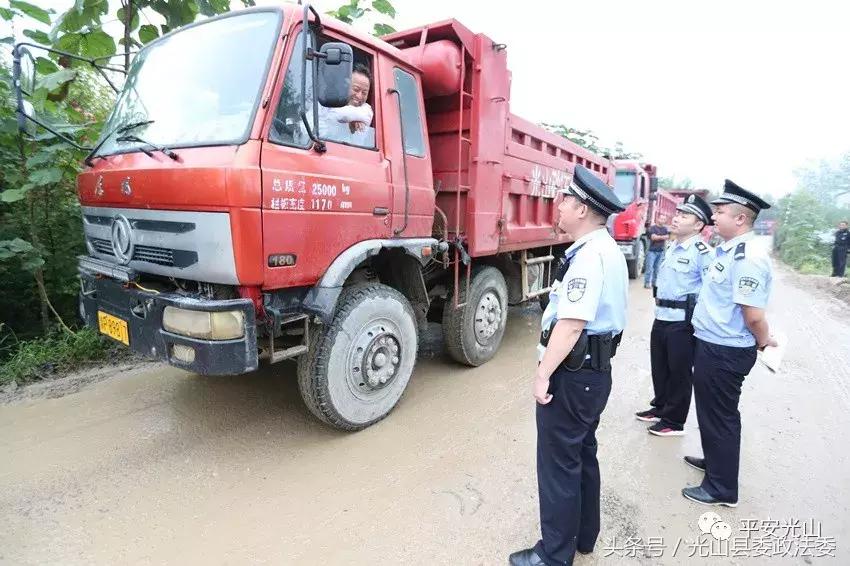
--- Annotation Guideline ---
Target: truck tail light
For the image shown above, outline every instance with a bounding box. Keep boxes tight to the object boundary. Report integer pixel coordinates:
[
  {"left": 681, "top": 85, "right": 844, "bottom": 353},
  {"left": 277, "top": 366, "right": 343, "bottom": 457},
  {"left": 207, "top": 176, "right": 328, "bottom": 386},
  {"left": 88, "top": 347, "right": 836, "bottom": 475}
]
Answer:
[{"left": 162, "top": 307, "right": 245, "bottom": 340}]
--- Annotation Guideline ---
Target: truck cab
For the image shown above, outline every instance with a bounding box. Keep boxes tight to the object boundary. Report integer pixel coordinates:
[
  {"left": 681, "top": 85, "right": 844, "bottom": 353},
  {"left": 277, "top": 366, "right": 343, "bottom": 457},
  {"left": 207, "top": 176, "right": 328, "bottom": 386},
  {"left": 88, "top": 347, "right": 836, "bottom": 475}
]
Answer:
[{"left": 609, "top": 160, "right": 657, "bottom": 278}]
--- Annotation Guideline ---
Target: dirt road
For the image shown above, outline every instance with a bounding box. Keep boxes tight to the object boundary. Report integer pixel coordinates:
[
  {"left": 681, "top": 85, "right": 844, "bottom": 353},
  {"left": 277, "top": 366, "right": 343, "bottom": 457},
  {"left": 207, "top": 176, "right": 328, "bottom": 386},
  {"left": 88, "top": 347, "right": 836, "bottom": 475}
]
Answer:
[{"left": 2, "top": 238, "right": 848, "bottom": 565}]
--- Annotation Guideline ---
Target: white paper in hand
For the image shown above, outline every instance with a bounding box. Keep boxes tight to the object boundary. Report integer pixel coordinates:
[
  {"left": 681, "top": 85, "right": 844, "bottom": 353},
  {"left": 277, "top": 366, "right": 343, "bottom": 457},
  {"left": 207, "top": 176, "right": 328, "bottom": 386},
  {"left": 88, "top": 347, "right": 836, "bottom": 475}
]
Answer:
[{"left": 758, "top": 330, "right": 787, "bottom": 373}]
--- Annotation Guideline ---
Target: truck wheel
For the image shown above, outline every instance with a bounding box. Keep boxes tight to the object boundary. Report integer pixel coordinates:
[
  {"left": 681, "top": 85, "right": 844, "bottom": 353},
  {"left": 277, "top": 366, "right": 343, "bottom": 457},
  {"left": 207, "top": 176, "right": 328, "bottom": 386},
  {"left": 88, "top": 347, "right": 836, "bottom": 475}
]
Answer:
[
  {"left": 627, "top": 240, "right": 645, "bottom": 280},
  {"left": 297, "top": 283, "right": 418, "bottom": 431},
  {"left": 442, "top": 266, "right": 508, "bottom": 366}
]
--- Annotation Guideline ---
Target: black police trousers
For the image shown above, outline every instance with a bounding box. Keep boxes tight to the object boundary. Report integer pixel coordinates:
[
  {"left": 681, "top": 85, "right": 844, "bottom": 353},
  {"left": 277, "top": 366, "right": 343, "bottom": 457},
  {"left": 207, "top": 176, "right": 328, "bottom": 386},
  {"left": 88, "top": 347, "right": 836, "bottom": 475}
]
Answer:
[
  {"left": 649, "top": 319, "right": 695, "bottom": 428},
  {"left": 692, "top": 339, "right": 757, "bottom": 502},
  {"left": 534, "top": 366, "right": 612, "bottom": 566},
  {"left": 832, "top": 246, "right": 848, "bottom": 277}
]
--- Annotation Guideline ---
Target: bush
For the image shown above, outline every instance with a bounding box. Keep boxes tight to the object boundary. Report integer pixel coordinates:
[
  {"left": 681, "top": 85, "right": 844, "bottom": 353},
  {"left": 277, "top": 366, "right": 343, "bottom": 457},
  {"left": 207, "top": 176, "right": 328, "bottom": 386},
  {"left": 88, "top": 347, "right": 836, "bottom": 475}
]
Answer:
[
  {"left": 774, "top": 190, "right": 839, "bottom": 272},
  {"left": 0, "top": 327, "right": 112, "bottom": 386}
]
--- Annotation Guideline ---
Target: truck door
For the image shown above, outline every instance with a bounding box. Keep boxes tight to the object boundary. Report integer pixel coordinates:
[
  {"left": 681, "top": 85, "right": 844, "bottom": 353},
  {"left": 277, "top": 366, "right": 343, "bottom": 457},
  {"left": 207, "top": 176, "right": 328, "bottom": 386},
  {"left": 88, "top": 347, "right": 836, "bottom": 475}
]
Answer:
[
  {"left": 377, "top": 64, "right": 432, "bottom": 236},
  {"left": 259, "top": 29, "right": 393, "bottom": 289}
]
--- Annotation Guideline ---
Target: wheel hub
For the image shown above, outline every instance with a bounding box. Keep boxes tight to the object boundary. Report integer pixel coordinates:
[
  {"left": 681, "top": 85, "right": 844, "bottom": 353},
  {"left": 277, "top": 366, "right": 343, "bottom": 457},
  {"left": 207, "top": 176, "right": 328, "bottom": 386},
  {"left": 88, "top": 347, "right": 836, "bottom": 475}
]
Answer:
[
  {"left": 351, "top": 324, "right": 401, "bottom": 391},
  {"left": 474, "top": 291, "right": 503, "bottom": 344}
]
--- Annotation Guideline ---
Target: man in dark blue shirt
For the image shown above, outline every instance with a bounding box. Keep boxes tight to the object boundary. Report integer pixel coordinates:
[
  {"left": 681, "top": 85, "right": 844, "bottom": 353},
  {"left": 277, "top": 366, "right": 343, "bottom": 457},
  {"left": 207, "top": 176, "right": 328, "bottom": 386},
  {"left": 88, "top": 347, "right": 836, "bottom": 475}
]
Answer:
[{"left": 644, "top": 214, "right": 670, "bottom": 289}]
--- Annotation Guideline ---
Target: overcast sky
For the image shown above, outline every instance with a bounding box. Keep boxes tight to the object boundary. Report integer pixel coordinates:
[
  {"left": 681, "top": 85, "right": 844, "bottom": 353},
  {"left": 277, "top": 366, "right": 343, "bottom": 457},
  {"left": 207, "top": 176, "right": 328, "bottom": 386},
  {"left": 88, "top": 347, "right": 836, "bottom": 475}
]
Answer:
[
  {"left": 301, "top": 0, "right": 850, "bottom": 197},
  {"left": 12, "top": 0, "right": 850, "bottom": 197}
]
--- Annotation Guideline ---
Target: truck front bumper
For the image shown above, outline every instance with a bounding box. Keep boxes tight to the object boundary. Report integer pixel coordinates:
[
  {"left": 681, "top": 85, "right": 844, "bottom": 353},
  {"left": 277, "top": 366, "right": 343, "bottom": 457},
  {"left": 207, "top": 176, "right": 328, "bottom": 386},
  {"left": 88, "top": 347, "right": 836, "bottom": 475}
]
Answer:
[{"left": 78, "top": 271, "right": 258, "bottom": 376}]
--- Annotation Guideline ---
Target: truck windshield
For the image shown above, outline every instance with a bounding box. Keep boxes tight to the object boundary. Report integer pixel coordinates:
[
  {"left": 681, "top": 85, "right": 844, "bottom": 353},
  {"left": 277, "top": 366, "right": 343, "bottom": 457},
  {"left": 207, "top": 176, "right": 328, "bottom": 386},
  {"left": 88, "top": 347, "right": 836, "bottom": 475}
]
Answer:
[
  {"left": 613, "top": 172, "right": 636, "bottom": 206},
  {"left": 95, "top": 11, "right": 280, "bottom": 157}
]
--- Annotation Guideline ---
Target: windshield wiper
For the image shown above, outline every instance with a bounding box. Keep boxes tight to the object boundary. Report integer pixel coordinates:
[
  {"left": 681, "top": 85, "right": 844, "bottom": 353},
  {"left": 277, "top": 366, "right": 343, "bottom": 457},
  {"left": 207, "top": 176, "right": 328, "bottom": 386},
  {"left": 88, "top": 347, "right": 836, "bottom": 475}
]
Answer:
[
  {"left": 84, "top": 120, "right": 155, "bottom": 167},
  {"left": 114, "top": 133, "right": 179, "bottom": 161}
]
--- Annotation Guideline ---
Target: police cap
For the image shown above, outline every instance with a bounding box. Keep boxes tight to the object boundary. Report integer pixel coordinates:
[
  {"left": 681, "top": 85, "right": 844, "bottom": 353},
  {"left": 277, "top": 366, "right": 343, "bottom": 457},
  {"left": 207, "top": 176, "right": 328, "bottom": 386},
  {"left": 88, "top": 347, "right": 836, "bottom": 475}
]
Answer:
[
  {"left": 711, "top": 179, "right": 771, "bottom": 214},
  {"left": 676, "top": 194, "right": 714, "bottom": 226},
  {"left": 561, "top": 165, "right": 626, "bottom": 217}
]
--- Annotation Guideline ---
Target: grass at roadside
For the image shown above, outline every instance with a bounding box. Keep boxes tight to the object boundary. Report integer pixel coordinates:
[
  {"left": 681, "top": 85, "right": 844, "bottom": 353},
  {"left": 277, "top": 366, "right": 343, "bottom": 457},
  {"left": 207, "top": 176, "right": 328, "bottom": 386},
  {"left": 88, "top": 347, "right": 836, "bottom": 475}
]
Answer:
[{"left": 0, "top": 327, "right": 115, "bottom": 386}]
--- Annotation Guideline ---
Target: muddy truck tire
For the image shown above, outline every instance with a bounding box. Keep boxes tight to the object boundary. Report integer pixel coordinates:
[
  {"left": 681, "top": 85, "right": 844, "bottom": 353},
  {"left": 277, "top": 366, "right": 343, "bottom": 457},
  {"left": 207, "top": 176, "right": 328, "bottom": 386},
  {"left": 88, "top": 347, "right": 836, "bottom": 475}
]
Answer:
[
  {"left": 297, "top": 283, "right": 418, "bottom": 431},
  {"left": 626, "top": 239, "right": 645, "bottom": 280},
  {"left": 442, "top": 266, "right": 508, "bottom": 366}
]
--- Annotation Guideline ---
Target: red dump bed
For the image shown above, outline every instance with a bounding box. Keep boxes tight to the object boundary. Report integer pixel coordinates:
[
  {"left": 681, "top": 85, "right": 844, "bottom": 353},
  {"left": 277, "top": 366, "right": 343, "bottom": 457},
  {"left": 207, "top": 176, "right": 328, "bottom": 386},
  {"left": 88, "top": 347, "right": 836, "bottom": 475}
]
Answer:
[{"left": 385, "top": 20, "right": 614, "bottom": 257}]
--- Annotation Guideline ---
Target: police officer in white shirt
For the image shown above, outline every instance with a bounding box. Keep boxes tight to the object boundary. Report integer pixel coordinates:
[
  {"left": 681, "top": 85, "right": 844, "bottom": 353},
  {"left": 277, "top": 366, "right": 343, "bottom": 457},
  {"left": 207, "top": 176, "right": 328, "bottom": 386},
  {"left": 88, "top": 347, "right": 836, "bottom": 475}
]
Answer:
[
  {"left": 682, "top": 180, "right": 776, "bottom": 507},
  {"left": 635, "top": 194, "right": 714, "bottom": 436},
  {"left": 510, "top": 165, "right": 628, "bottom": 566}
]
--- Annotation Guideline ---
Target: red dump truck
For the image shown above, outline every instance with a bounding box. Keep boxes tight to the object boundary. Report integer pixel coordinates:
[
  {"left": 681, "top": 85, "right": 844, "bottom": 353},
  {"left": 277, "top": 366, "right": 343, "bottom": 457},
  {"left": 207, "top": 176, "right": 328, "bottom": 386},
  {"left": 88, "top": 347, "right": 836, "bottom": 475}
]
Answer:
[
  {"left": 609, "top": 160, "right": 678, "bottom": 278},
  {"left": 14, "top": 5, "right": 614, "bottom": 429}
]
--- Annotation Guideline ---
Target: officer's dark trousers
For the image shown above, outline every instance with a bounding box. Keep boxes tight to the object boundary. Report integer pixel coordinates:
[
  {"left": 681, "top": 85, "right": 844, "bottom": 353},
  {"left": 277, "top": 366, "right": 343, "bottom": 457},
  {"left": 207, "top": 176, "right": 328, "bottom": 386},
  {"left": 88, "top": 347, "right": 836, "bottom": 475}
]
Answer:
[
  {"left": 692, "top": 339, "right": 757, "bottom": 502},
  {"left": 649, "top": 319, "right": 695, "bottom": 428},
  {"left": 535, "top": 366, "right": 612, "bottom": 566},
  {"left": 832, "top": 246, "right": 848, "bottom": 277}
]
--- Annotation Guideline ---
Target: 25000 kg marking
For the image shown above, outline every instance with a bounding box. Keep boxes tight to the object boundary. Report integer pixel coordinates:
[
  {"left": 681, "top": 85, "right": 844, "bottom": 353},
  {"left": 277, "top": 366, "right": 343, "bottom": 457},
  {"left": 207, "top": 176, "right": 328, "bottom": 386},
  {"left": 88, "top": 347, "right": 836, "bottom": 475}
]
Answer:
[{"left": 311, "top": 183, "right": 337, "bottom": 197}]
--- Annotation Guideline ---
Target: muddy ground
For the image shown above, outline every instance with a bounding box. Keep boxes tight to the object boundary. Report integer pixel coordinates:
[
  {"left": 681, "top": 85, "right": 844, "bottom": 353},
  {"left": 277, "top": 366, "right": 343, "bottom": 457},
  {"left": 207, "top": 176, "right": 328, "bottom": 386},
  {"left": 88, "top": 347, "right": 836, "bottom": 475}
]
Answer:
[{"left": 1, "top": 237, "right": 848, "bottom": 565}]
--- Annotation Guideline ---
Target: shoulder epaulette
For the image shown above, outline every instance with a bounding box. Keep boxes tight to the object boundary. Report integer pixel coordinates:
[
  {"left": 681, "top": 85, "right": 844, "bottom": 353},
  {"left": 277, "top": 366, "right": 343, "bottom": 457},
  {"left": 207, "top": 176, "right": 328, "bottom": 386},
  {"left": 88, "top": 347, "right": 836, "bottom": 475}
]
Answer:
[
  {"left": 734, "top": 242, "right": 746, "bottom": 260},
  {"left": 695, "top": 241, "right": 710, "bottom": 255}
]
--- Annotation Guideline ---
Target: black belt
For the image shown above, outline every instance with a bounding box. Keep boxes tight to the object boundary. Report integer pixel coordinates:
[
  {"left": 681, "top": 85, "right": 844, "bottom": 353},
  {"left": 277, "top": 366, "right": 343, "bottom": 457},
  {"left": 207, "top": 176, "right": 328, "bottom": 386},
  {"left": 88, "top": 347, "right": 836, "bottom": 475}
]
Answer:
[{"left": 656, "top": 298, "right": 688, "bottom": 309}]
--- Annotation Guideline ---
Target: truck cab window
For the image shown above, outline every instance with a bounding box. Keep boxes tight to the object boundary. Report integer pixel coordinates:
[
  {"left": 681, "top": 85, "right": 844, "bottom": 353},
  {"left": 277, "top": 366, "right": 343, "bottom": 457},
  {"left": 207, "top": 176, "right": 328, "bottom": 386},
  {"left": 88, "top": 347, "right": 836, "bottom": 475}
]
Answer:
[
  {"left": 392, "top": 68, "right": 426, "bottom": 157},
  {"left": 613, "top": 172, "right": 636, "bottom": 206},
  {"left": 270, "top": 32, "right": 376, "bottom": 150}
]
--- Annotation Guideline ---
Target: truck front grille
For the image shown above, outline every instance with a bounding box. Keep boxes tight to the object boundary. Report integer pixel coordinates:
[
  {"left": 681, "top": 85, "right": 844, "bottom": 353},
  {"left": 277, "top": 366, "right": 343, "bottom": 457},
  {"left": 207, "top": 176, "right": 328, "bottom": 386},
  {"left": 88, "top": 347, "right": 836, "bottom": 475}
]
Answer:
[{"left": 89, "top": 238, "right": 197, "bottom": 268}]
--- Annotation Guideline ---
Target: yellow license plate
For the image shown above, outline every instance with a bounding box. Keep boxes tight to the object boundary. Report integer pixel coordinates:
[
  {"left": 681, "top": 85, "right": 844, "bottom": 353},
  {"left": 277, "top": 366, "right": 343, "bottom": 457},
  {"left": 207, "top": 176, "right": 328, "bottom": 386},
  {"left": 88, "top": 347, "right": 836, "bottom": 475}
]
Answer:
[{"left": 97, "top": 311, "right": 130, "bottom": 346}]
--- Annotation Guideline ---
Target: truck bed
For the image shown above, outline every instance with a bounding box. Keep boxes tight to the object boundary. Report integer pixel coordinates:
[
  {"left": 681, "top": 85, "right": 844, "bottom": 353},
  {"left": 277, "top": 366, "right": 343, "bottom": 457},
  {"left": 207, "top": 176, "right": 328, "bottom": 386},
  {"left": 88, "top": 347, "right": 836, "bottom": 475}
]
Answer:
[{"left": 387, "top": 20, "right": 614, "bottom": 257}]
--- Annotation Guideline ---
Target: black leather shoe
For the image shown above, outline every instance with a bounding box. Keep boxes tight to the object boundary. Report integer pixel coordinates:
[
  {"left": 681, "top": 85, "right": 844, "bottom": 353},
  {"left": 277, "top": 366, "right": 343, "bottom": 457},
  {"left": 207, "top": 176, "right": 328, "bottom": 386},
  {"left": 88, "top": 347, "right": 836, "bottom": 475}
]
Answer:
[
  {"left": 577, "top": 547, "right": 593, "bottom": 555},
  {"left": 509, "top": 548, "right": 546, "bottom": 566},
  {"left": 684, "top": 456, "right": 705, "bottom": 472},
  {"left": 681, "top": 486, "right": 737, "bottom": 507}
]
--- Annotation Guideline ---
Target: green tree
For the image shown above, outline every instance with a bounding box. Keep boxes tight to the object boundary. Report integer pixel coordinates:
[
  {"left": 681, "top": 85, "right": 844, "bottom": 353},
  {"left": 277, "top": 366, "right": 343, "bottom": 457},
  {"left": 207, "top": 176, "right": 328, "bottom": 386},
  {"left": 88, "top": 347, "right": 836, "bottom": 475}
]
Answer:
[
  {"left": 326, "top": 0, "right": 397, "bottom": 36},
  {"left": 540, "top": 123, "right": 643, "bottom": 160},
  {"left": 541, "top": 123, "right": 601, "bottom": 153},
  {"left": 793, "top": 152, "right": 850, "bottom": 207},
  {"left": 658, "top": 176, "right": 694, "bottom": 190},
  {"left": 773, "top": 190, "right": 833, "bottom": 273}
]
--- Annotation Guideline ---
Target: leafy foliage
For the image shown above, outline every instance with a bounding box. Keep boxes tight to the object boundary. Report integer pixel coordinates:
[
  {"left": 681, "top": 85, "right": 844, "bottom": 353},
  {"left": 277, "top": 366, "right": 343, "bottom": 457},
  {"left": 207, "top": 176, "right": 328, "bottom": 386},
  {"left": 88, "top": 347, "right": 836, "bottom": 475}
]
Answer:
[
  {"left": 0, "top": 326, "right": 112, "bottom": 385},
  {"left": 541, "top": 123, "right": 641, "bottom": 159},
  {"left": 326, "top": 0, "right": 396, "bottom": 37},
  {"left": 793, "top": 152, "right": 850, "bottom": 208},
  {"left": 658, "top": 175, "right": 694, "bottom": 190},
  {"left": 774, "top": 188, "right": 849, "bottom": 274}
]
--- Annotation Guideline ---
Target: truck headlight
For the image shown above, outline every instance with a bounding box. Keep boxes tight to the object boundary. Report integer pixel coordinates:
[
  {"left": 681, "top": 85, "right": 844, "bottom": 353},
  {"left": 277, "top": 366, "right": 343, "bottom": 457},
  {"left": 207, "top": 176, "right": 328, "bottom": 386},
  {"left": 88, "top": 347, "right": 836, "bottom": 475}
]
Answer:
[{"left": 162, "top": 307, "right": 245, "bottom": 340}]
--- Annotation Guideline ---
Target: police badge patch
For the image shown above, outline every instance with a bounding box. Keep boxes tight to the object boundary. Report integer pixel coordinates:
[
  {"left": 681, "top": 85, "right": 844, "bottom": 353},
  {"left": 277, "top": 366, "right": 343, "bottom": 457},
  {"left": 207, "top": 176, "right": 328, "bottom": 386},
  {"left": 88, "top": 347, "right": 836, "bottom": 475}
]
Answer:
[
  {"left": 738, "top": 276, "right": 759, "bottom": 295},
  {"left": 566, "top": 278, "right": 587, "bottom": 302}
]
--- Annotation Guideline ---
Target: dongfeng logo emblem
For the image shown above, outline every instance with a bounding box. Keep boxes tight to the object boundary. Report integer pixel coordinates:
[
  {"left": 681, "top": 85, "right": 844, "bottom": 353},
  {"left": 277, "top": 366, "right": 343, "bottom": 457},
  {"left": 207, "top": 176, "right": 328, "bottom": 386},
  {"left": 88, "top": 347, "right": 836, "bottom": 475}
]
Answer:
[
  {"left": 110, "top": 215, "right": 134, "bottom": 265},
  {"left": 121, "top": 176, "right": 132, "bottom": 196},
  {"left": 94, "top": 175, "right": 104, "bottom": 197}
]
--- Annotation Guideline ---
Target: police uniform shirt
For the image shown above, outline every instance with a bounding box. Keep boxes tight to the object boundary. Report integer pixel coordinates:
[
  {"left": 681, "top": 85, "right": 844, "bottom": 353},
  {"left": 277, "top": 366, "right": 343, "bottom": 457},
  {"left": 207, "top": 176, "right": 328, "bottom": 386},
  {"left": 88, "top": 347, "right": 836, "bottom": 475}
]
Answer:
[
  {"left": 836, "top": 229, "right": 850, "bottom": 247},
  {"left": 691, "top": 232, "right": 772, "bottom": 347},
  {"left": 655, "top": 234, "right": 714, "bottom": 322},
  {"left": 538, "top": 228, "right": 628, "bottom": 360}
]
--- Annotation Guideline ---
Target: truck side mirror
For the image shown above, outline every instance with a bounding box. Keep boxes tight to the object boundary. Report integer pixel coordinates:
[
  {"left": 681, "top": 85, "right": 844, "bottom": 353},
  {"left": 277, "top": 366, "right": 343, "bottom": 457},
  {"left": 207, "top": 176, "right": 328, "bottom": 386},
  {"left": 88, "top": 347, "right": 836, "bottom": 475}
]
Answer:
[
  {"left": 316, "top": 42, "right": 353, "bottom": 108},
  {"left": 12, "top": 45, "right": 37, "bottom": 136},
  {"left": 19, "top": 100, "right": 37, "bottom": 137},
  {"left": 649, "top": 177, "right": 659, "bottom": 193}
]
